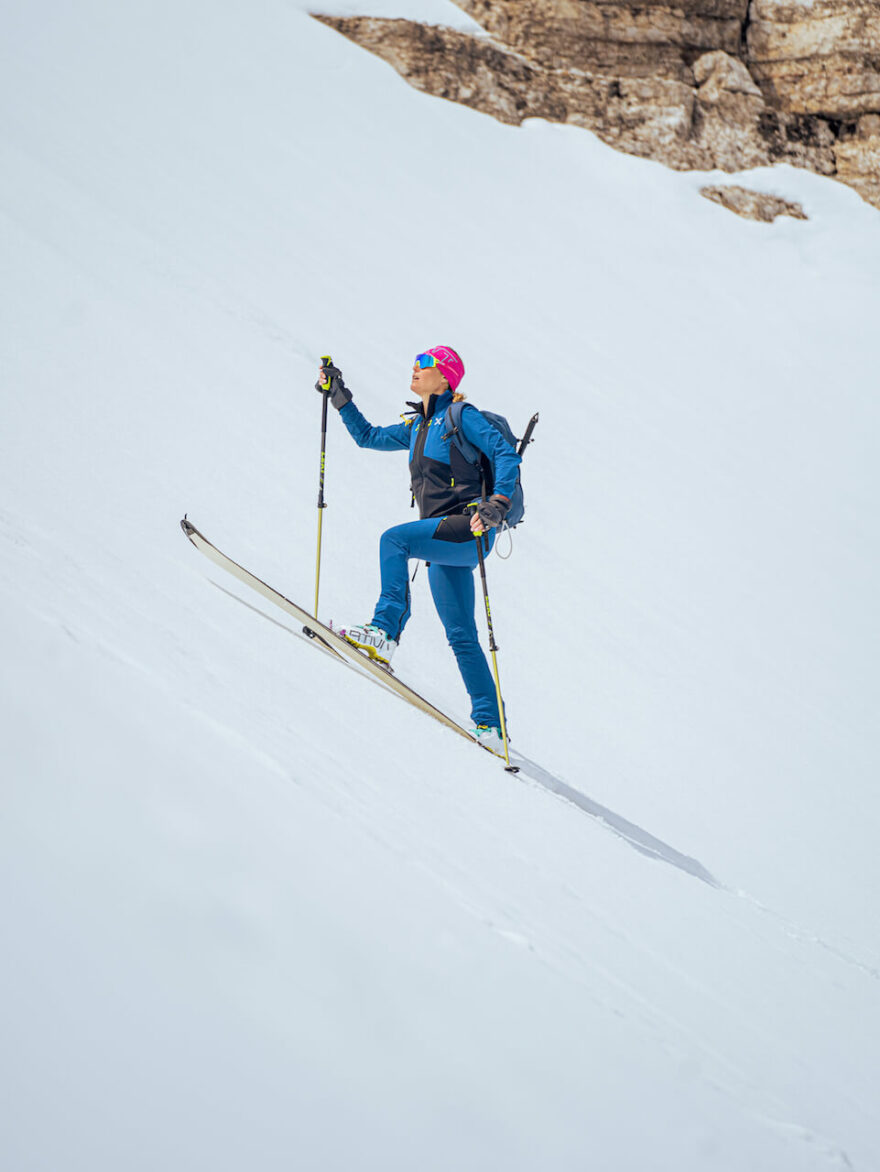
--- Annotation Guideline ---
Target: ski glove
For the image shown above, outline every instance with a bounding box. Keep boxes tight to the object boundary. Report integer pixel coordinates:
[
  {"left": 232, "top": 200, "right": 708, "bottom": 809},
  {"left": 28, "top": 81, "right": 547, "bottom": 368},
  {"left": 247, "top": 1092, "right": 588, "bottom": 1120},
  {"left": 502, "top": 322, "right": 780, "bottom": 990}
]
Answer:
[
  {"left": 473, "top": 495, "right": 510, "bottom": 530},
  {"left": 316, "top": 362, "right": 352, "bottom": 411}
]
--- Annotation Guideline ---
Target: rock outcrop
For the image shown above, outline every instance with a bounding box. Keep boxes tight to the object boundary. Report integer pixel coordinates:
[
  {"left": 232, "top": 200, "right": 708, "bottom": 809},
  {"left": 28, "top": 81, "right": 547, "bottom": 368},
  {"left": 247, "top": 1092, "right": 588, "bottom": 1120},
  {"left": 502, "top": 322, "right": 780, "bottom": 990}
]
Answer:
[
  {"left": 700, "top": 183, "right": 808, "bottom": 219},
  {"left": 313, "top": 0, "right": 880, "bottom": 210}
]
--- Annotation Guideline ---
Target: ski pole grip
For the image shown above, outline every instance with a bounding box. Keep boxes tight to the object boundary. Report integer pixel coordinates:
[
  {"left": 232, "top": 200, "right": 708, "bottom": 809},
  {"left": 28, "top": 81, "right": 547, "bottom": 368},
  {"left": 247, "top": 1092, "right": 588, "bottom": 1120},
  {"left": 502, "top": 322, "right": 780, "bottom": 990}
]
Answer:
[
  {"left": 466, "top": 501, "right": 485, "bottom": 536},
  {"left": 319, "top": 354, "right": 333, "bottom": 392}
]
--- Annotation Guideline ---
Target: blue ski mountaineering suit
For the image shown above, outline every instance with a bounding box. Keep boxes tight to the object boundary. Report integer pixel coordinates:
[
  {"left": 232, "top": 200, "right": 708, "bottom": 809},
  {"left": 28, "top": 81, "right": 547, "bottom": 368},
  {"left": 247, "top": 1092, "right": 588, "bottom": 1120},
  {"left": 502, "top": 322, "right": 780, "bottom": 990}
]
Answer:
[{"left": 339, "top": 389, "right": 521, "bottom": 728}]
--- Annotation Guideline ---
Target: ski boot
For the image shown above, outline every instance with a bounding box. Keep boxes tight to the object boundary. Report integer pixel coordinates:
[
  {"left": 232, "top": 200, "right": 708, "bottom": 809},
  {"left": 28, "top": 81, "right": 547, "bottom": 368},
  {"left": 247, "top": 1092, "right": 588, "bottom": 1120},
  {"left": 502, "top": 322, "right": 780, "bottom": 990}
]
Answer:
[
  {"left": 469, "top": 724, "right": 505, "bottom": 753},
  {"left": 338, "top": 623, "right": 397, "bottom": 667}
]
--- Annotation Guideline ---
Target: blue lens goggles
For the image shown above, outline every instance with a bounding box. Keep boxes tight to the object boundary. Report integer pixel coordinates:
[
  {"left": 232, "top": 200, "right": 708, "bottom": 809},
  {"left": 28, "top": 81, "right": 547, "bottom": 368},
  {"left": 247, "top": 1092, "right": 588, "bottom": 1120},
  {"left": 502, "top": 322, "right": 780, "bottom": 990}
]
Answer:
[{"left": 415, "top": 353, "right": 440, "bottom": 369}]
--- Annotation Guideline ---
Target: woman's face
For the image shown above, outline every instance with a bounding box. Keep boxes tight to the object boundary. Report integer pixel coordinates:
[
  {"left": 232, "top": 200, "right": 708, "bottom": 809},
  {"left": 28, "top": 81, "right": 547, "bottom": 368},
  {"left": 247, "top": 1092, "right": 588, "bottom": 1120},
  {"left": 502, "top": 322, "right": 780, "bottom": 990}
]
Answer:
[{"left": 410, "top": 360, "right": 448, "bottom": 398}]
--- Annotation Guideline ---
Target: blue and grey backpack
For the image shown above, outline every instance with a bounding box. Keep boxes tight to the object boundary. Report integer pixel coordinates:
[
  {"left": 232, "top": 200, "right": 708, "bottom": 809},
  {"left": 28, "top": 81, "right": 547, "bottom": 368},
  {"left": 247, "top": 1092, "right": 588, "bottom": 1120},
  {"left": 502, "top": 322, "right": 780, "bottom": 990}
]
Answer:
[{"left": 444, "top": 402, "right": 536, "bottom": 527}]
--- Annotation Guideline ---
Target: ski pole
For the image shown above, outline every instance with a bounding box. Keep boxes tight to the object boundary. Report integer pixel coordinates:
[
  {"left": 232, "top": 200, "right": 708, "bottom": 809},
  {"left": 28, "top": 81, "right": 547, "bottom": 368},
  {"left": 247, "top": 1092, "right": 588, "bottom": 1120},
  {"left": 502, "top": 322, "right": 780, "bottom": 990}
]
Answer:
[
  {"left": 313, "top": 354, "right": 332, "bottom": 618},
  {"left": 465, "top": 412, "right": 537, "bottom": 767},
  {"left": 468, "top": 505, "right": 516, "bottom": 772}
]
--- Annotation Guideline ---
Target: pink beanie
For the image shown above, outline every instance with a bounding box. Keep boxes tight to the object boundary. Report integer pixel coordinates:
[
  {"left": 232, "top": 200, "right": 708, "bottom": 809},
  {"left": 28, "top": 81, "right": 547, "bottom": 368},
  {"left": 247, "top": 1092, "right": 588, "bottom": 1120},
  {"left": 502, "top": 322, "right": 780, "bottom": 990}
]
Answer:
[{"left": 424, "top": 346, "right": 465, "bottom": 392}]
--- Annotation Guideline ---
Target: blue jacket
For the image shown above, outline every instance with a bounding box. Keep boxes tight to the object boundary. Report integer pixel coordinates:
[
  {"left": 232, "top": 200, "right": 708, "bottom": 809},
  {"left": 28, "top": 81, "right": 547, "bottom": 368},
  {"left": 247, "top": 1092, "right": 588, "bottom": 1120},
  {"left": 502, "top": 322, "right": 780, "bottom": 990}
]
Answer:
[{"left": 339, "top": 390, "right": 521, "bottom": 521}]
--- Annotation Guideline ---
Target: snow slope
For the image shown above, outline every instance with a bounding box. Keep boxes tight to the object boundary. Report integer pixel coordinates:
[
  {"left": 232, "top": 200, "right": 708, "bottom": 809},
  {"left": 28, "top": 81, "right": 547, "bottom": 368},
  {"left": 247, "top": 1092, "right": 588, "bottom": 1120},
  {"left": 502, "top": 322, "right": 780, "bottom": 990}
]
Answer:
[{"left": 2, "top": 1, "right": 879, "bottom": 1168}]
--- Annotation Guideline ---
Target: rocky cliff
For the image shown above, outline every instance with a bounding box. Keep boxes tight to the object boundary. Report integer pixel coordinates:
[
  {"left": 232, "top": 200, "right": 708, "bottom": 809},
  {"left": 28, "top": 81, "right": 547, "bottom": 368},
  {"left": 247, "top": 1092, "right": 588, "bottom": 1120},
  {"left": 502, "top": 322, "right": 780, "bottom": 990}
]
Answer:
[{"left": 313, "top": 0, "right": 880, "bottom": 210}]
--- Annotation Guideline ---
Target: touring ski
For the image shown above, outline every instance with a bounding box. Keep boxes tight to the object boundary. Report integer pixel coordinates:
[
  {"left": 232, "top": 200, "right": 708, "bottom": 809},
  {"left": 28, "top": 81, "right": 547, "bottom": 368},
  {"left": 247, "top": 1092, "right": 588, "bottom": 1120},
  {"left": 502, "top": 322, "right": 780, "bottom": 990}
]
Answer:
[{"left": 180, "top": 517, "right": 517, "bottom": 769}]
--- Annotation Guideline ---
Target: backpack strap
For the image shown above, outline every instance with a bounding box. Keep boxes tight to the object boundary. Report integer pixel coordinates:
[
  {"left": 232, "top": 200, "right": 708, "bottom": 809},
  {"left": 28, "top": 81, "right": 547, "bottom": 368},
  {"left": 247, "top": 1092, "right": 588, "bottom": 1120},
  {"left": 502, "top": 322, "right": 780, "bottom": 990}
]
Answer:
[{"left": 443, "top": 401, "right": 482, "bottom": 466}]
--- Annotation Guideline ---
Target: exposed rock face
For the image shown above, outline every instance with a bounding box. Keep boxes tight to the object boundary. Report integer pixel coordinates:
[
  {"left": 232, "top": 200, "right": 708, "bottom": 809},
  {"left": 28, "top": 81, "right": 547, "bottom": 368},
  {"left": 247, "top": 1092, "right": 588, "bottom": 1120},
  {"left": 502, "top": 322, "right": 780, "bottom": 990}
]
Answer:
[
  {"left": 700, "top": 183, "right": 809, "bottom": 219},
  {"left": 835, "top": 115, "right": 880, "bottom": 204},
  {"left": 313, "top": 0, "right": 880, "bottom": 210},
  {"left": 748, "top": 0, "right": 880, "bottom": 117}
]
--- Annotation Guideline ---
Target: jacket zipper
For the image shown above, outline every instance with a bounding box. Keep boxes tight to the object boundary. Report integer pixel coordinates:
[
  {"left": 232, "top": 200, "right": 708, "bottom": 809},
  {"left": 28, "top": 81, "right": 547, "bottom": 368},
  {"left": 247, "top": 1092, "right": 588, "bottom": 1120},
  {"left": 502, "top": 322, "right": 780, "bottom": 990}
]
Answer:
[{"left": 411, "top": 409, "right": 433, "bottom": 512}]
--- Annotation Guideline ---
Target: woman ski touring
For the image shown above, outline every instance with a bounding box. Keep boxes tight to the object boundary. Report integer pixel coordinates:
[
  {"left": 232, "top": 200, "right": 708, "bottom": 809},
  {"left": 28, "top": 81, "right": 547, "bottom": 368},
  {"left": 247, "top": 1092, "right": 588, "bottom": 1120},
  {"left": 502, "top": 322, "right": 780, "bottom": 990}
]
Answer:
[{"left": 316, "top": 347, "right": 520, "bottom": 753}]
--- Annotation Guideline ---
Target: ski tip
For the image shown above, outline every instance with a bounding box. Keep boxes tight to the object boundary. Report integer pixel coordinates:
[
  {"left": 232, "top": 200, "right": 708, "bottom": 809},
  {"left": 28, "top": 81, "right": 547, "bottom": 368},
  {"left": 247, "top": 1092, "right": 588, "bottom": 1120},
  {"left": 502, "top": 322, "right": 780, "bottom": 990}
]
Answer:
[{"left": 180, "top": 517, "right": 196, "bottom": 539}]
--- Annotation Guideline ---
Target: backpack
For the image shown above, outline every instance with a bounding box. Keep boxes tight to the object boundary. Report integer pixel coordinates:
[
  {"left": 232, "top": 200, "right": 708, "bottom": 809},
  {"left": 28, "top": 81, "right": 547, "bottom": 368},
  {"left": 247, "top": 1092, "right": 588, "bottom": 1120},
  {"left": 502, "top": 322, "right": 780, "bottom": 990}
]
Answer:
[{"left": 444, "top": 401, "right": 528, "bottom": 526}]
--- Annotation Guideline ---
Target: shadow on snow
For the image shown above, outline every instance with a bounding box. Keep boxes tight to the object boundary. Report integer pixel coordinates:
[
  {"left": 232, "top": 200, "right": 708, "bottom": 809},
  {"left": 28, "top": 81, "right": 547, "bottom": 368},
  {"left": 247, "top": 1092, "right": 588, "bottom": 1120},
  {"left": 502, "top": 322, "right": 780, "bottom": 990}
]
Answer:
[{"left": 208, "top": 579, "right": 721, "bottom": 890}]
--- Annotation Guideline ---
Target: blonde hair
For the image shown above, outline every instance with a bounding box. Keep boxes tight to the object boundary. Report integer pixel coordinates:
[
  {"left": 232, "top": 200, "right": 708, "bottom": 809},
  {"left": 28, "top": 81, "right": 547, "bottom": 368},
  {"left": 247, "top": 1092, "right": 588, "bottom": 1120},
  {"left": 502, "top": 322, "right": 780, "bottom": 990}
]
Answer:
[{"left": 452, "top": 391, "right": 467, "bottom": 402}]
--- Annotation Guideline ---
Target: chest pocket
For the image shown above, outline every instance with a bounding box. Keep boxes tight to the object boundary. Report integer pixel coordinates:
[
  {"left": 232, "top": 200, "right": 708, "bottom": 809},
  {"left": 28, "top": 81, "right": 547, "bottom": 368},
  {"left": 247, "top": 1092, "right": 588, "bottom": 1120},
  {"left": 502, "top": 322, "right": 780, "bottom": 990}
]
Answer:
[
  {"left": 424, "top": 414, "right": 451, "bottom": 462},
  {"left": 409, "top": 414, "right": 451, "bottom": 460}
]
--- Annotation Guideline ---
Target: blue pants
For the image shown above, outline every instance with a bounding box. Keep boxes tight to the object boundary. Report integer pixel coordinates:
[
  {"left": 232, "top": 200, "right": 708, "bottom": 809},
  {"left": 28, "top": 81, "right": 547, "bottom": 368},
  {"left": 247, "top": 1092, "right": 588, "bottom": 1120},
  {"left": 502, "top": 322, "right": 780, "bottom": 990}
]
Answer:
[{"left": 371, "top": 518, "right": 501, "bottom": 727}]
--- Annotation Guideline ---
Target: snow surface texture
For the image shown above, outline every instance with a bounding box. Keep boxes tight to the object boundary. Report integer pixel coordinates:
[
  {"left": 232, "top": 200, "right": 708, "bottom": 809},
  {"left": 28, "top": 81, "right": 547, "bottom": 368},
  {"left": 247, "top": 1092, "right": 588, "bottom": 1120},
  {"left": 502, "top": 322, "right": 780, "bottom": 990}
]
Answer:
[{"left": 2, "top": 1, "right": 879, "bottom": 1169}]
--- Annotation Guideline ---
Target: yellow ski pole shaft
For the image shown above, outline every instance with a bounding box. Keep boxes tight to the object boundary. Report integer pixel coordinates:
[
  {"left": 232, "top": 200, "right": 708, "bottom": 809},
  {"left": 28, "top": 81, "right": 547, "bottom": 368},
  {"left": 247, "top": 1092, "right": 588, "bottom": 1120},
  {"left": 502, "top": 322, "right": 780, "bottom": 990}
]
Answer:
[
  {"left": 469, "top": 506, "right": 515, "bottom": 770},
  {"left": 314, "top": 354, "right": 332, "bottom": 618},
  {"left": 314, "top": 505, "right": 325, "bottom": 619}
]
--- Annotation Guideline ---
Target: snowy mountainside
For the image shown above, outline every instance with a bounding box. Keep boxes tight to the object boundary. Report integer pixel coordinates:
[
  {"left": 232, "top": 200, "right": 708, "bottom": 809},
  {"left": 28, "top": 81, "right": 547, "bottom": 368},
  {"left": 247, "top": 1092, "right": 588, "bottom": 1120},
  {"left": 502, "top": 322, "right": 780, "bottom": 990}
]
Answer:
[{"left": 2, "top": 1, "right": 879, "bottom": 1169}]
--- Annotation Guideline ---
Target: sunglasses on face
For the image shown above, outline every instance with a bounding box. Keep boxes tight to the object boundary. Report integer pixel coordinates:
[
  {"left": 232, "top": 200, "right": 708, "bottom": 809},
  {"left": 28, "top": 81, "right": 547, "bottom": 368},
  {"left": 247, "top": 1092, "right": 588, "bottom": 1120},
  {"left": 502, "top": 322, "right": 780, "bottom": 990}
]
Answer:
[{"left": 414, "top": 353, "right": 440, "bottom": 369}]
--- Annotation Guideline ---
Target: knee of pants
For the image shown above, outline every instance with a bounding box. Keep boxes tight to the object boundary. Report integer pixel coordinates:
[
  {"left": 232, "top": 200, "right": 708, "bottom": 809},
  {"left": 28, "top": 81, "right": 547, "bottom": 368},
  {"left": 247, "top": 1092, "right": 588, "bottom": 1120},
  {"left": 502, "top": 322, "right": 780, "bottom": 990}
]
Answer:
[
  {"left": 443, "top": 622, "right": 479, "bottom": 650},
  {"left": 379, "top": 526, "right": 407, "bottom": 557}
]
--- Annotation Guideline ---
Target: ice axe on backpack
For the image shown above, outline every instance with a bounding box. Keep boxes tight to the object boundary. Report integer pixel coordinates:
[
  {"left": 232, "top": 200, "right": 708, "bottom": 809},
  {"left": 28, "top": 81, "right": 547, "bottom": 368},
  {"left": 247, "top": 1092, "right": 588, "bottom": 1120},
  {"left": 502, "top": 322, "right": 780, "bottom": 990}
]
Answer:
[{"left": 518, "top": 412, "right": 539, "bottom": 456}]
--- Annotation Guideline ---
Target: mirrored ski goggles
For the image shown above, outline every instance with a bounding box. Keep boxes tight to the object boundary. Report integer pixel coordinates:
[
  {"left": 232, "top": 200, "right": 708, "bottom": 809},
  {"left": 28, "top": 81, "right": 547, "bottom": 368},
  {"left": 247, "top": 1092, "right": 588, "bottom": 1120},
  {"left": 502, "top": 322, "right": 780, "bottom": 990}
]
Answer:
[{"left": 414, "top": 353, "right": 441, "bottom": 369}]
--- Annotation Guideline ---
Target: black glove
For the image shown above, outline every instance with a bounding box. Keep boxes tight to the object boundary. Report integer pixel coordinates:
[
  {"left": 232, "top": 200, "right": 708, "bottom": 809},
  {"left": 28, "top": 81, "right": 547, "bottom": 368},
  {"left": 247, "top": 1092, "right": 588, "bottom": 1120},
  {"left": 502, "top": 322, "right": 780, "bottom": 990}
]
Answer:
[
  {"left": 316, "top": 362, "right": 352, "bottom": 411},
  {"left": 474, "top": 495, "right": 510, "bottom": 530}
]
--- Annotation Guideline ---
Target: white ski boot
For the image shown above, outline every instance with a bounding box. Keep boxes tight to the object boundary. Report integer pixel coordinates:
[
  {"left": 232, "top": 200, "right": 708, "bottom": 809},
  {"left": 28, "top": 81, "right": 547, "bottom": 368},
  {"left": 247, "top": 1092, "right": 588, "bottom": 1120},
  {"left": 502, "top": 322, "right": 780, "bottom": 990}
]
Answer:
[
  {"left": 338, "top": 622, "right": 397, "bottom": 667},
  {"left": 470, "top": 724, "right": 505, "bottom": 752}
]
